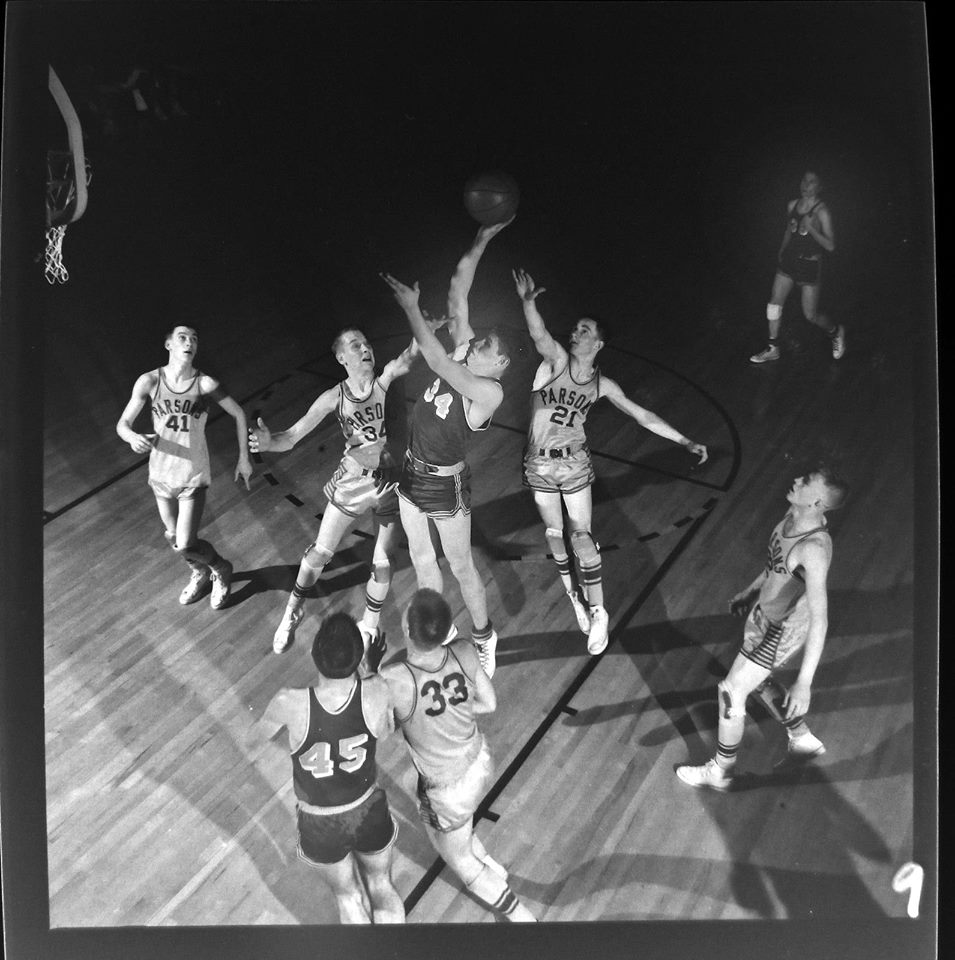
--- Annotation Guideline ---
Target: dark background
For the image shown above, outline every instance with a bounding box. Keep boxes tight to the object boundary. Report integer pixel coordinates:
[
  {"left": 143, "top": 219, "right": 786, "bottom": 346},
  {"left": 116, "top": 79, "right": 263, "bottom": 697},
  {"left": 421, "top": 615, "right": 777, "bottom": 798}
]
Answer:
[{"left": 1, "top": 2, "right": 936, "bottom": 959}]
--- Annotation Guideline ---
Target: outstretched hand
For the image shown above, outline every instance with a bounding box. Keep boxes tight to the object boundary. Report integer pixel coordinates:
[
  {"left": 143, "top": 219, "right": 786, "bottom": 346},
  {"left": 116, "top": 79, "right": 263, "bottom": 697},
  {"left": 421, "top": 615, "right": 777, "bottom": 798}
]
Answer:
[
  {"left": 248, "top": 416, "right": 271, "bottom": 454},
  {"left": 363, "top": 630, "right": 388, "bottom": 675},
  {"left": 234, "top": 457, "right": 253, "bottom": 490},
  {"left": 512, "top": 268, "right": 546, "bottom": 302},
  {"left": 128, "top": 432, "right": 156, "bottom": 455},
  {"left": 782, "top": 679, "right": 811, "bottom": 719},
  {"left": 728, "top": 591, "right": 754, "bottom": 618},
  {"left": 380, "top": 273, "right": 421, "bottom": 312},
  {"left": 686, "top": 442, "right": 708, "bottom": 464},
  {"left": 477, "top": 215, "right": 515, "bottom": 243}
]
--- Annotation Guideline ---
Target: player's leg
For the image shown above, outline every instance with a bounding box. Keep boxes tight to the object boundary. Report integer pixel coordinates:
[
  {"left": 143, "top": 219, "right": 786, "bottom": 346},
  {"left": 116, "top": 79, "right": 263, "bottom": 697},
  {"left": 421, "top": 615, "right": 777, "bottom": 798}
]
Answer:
[
  {"left": 751, "top": 271, "right": 793, "bottom": 362},
  {"left": 565, "top": 488, "right": 609, "bottom": 654},
  {"left": 357, "top": 512, "right": 398, "bottom": 644},
  {"left": 312, "top": 855, "right": 373, "bottom": 924},
  {"left": 434, "top": 511, "right": 498, "bottom": 676},
  {"left": 352, "top": 788, "right": 403, "bottom": 922},
  {"left": 398, "top": 496, "right": 443, "bottom": 592},
  {"left": 273, "top": 503, "right": 354, "bottom": 654},
  {"left": 470, "top": 830, "right": 508, "bottom": 880},
  {"left": 353, "top": 846, "right": 405, "bottom": 924},
  {"left": 801, "top": 280, "right": 845, "bottom": 358},
  {"left": 533, "top": 490, "right": 590, "bottom": 633},
  {"left": 175, "top": 488, "right": 233, "bottom": 610},
  {"left": 676, "top": 649, "right": 770, "bottom": 790},
  {"left": 754, "top": 607, "right": 827, "bottom": 759},
  {"left": 425, "top": 821, "right": 535, "bottom": 921},
  {"left": 155, "top": 492, "right": 208, "bottom": 604}
]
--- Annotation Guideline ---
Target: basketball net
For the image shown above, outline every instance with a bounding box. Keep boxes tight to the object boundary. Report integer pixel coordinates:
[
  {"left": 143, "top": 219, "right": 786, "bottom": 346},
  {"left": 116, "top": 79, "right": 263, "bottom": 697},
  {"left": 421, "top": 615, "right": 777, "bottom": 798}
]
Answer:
[{"left": 44, "top": 225, "right": 70, "bottom": 284}]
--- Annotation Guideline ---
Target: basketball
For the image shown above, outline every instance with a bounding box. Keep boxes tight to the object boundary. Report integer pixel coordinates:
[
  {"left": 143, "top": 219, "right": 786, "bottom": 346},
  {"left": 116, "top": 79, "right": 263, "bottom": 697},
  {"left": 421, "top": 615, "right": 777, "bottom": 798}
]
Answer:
[{"left": 463, "top": 172, "right": 520, "bottom": 225}]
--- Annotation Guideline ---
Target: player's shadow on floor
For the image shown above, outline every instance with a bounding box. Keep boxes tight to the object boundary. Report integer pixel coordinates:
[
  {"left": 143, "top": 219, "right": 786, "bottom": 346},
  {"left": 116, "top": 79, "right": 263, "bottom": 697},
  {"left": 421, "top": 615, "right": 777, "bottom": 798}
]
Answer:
[
  {"left": 225, "top": 543, "right": 414, "bottom": 606},
  {"left": 510, "top": 735, "right": 903, "bottom": 920}
]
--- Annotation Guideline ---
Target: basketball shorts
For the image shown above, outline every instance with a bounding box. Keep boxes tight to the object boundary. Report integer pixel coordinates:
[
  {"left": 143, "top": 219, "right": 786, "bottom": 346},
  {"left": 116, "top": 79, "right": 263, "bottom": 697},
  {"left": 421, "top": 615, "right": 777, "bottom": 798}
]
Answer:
[
  {"left": 398, "top": 462, "right": 472, "bottom": 519},
  {"left": 523, "top": 447, "right": 594, "bottom": 494},
  {"left": 323, "top": 458, "right": 399, "bottom": 520},
  {"left": 148, "top": 479, "right": 208, "bottom": 501},
  {"left": 295, "top": 787, "right": 398, "bottom": 866},
  {"left": 740, "top": 600, "right": 810, "bottom": 671},
  {"left": 777, "top": 252, "right": 822, "bottom": 286},
  {"left": 415, "top": 739, "right": 492, "bottom": 833}
]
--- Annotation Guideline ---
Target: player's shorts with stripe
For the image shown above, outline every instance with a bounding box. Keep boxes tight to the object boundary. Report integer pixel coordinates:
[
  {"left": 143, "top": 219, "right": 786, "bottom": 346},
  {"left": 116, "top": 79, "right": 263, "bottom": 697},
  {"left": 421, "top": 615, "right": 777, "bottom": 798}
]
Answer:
[
  {"left": 323, "top": 458, "right": 399, "bottom": 520},
  {"left": 415, "top": 738, "right": 492, "bottom": 833},
  {"left": 295, "top": 786, "right": 398, "bottom": 865},
  {"left": 398, "top": 461, "right": 472, "bottom": 519},
  {"left": 148, "top": 479, "right": 208, "bottom": 501},
  {"left": 740, "top": 601, "right": 810, "bottom": 671},
  {"left": 522, "top": 446, "right": 594, "bottom": 494}
]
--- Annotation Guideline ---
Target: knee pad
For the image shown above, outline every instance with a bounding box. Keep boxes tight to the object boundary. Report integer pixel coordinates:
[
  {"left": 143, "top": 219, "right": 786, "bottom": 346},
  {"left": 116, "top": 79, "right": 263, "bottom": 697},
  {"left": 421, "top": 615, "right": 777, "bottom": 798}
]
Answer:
[
  {"left": 302, "top": 542, "right": 334, "bottom": 572},
  {"left": 570, "top": 530, "right": 600, "bottom": 566},
  {"left": 717, "top": 679, "right": 747, "bottom": 720},
  {"left": 766, "top": 303, "right": 782, "bottom": 321},
  {"left": 370, "top": 562, "right": 391, "bottom": 585},
  {"left": 544, "top": 526, "right": 567, "bottom": 556},
  {"left": 181, "top": 538, "right": 215, "bottom": 565}
]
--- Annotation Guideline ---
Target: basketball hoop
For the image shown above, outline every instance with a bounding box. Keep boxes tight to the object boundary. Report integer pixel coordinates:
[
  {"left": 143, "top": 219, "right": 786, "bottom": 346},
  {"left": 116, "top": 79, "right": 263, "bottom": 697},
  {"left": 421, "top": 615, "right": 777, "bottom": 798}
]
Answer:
[
  {"left": 44, "top": 151, "right": 91, "bottom": 284},
  {"left": 45, "top": 66, "right": 90, "bottom": 284},
  {"left": 44, "top": 225, "right": 70, "bottom": 284}
]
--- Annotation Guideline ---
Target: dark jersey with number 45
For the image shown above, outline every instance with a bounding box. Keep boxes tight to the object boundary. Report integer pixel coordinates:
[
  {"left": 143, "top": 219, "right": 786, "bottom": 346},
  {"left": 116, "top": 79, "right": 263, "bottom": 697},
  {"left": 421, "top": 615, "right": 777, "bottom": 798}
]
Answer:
[
  {"left": 291, "top": 680, "right": 378, "bottom": 808},
  {"left": 390, "top": 643, "right": 482, "bottom": 784}
]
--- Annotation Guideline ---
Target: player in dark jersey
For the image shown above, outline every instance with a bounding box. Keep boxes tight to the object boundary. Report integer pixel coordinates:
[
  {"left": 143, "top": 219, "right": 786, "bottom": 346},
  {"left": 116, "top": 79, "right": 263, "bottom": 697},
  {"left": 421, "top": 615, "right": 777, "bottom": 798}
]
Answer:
[
  {"left": 750, "top": 170, "right": 845, "bottom": 363},
  {"left": 513, "top": 270, "right": 708, "bottom": 655},
  {"left": 259, "top": 612, "right": 403, "bottom": 923},
  {"left": 116, "top": 325, "right": 252, "bottom": 609},
  {"left": 676, "top": 466, "right": 848, "bottom": 790},
  {"left": 250, "top": 327, "right": 437, "bottom": 654},
  {"left": 380, "top": 219, "right": 513, "bottom": 677},
  {"left": 380, "top": 589, "right": 536, "bottom": 922}
]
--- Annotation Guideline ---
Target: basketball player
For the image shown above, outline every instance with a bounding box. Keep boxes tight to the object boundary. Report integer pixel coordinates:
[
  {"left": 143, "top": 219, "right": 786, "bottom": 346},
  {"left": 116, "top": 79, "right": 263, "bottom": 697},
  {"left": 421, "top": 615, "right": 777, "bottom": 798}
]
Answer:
[
  {"left": 676, "top": 466, "right": 848, "bottom": 790},
  {"left": 750, "top": 170, "right": 845, "bottom": 363},
  {"left": 379, "top": 589, "right": 536, "bottom": 922},
  {"left": 116, "top": 325, "right": 252, "bottom": 609},
  {"left": 513, "top": 269, "right": 708, "bottom": 655},
  {"left": 250, "top": 326, "right": 434, "bottom": 654},
  {"left": 259, "top": 612, "right": 404, "bottom": 924},
  {"left": 379, "top": 218, "right": 513, "bottom": 677}
]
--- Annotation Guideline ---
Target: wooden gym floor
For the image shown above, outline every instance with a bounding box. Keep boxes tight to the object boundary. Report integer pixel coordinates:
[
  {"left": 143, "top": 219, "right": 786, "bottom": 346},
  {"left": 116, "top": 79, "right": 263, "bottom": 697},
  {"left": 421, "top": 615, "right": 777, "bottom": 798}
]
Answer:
[{"left": 39, "top": 208, "right": 933, "bottom": 936}]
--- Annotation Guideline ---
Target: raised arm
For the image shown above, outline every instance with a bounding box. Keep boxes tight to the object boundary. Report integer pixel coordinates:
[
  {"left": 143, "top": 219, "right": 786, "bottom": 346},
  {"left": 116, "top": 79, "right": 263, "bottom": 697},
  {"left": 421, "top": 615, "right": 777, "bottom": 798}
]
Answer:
[
  {"left": 782, "top": 539, "right": 831, "bottom": 719},
  {"left": 248, "top": 384, "right": 340, "bottom": 456},
  {"left": 381, "top": 272, "right": 504, "bottom": 411},
  {"left": 201, "top": 375, "right": 253, "bottom": 489},
  {"left": 116, "top": 372, "right": 158, "bottom": 454},
  {"left": 513, "top": 268, "right": 565, "bottom": 366},
  {"left": 378, "top": 316, "right": 449, "bottom": 389},
  {"left": 599, "top": 376, "right": 708, "bottom": 463},
  {"left": 445, "top": 218, "right": 514, "bottom": 347}
]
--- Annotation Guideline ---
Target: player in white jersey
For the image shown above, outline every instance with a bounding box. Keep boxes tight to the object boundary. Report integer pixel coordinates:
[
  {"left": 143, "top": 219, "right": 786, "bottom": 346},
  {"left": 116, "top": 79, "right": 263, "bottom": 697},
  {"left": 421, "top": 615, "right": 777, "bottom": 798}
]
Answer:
[
  {"left": 250, "top": 326, "right": 437, "bottom": 654},
  {"left": 380, "top": 589, "right": 536, "bottom": 922},
  {"left": 513, "top": 270, "right": 708, "bottom": 655},
  {"left": 676, "top": 467, "right": 848, "bottom": 790},
  {"left": 116, "top": 325, "right": 252, "bottom": 608}
]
